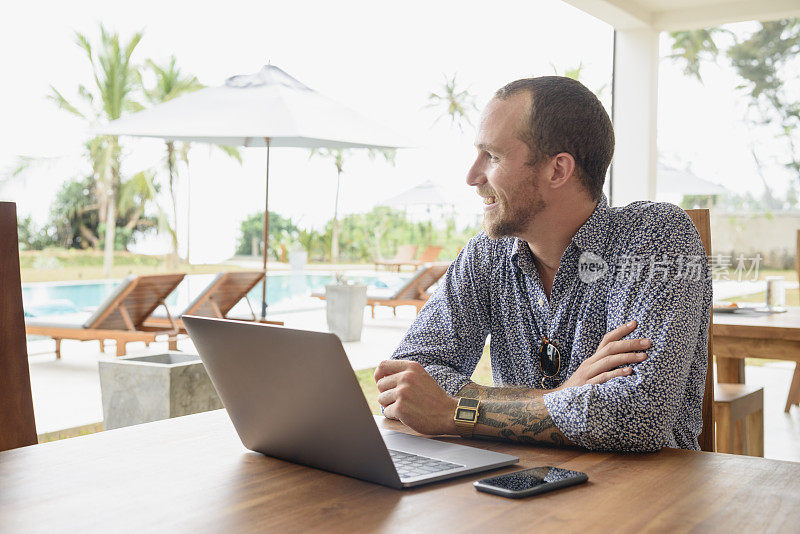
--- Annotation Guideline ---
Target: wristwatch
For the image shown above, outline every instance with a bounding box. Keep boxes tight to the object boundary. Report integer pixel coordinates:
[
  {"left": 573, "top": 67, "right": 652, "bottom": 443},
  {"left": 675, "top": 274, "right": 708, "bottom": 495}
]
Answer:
[{"left": 453, "top": 397, "right": 480, "bottom": 438}]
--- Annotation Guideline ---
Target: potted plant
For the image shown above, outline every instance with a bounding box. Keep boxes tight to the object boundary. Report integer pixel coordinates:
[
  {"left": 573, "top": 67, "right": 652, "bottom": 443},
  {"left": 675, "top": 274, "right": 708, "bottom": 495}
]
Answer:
[{"left": 324, "top": 273, "right": 367, "bottom": 342}]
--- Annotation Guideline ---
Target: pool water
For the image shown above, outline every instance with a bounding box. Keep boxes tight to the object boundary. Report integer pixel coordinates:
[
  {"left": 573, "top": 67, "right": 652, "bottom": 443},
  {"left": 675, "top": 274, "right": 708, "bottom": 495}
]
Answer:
[{"left": 22, "top": 272, "right": 410, "bottom": 318}]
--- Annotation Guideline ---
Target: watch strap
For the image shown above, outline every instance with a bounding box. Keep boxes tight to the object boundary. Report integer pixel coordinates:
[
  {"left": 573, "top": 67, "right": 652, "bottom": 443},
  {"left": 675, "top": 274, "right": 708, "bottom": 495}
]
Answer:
[{"left": 453, "top": 397, "right": 480, "bottom": 438}]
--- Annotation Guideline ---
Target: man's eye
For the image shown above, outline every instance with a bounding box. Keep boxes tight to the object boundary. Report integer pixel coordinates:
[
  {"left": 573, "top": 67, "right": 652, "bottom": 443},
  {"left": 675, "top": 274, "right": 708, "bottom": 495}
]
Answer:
[{"left": 487, "top": 153, "right": 499, "bottom": 163}]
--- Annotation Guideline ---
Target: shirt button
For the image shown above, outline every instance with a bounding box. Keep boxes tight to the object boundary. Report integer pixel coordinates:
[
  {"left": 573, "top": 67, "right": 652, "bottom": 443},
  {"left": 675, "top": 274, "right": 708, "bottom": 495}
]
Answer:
[{"left": 537, "top": 298, "right": 544, "bottom": 306}]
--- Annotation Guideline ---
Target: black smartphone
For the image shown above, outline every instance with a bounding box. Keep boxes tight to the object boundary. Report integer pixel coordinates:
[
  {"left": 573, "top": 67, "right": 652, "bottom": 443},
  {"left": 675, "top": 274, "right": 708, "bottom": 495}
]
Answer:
[{"left": 473, "top": 466, "right": 588, "bottom": 498}]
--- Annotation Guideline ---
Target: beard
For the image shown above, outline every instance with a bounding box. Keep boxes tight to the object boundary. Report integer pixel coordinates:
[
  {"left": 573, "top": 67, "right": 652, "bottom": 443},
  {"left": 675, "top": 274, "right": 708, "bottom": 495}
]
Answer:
[{"left": 482, "top": 181, "right": 547, "bottom": 240}]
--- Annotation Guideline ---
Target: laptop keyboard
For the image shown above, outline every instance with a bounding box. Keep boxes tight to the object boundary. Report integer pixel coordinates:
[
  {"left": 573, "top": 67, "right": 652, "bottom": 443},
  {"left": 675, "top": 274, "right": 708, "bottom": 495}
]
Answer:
[{"left": 388, "top": 449, "right": 463, "bottom": 479}]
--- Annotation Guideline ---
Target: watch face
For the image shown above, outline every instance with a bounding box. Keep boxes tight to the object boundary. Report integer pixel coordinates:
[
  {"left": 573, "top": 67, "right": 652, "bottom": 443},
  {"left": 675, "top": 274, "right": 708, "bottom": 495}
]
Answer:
[
  {"left": 456, "top": 408, "right": 477, "bottom": 422},
  {"left": 459, "top": 398, "right": 479, "bottom": 408}
]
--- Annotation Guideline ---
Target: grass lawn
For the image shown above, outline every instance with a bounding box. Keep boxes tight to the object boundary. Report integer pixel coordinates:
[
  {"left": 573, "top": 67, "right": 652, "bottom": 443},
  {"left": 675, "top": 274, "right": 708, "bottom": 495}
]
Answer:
[
  {"left": 356, "top": 347, "right": 493, "bottom": 416},
  {"left": 19, "top": 250, "right": 249, "bottom": 283},
  {"left": 723, "top": 288, "right": 800, "bottom": 306}
]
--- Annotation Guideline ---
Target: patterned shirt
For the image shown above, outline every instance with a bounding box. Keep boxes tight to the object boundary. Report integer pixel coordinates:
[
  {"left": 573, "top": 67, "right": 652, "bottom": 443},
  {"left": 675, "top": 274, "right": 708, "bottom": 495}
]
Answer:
[{"left": 391, "top": 195, "right": 712, "bottom": 452}]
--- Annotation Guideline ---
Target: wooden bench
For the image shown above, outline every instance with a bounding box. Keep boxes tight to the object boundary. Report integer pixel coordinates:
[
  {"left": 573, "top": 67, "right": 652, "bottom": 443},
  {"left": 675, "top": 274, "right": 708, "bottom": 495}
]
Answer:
[{"left": 714, "top": 383, "right": 764, "bottom": 456}]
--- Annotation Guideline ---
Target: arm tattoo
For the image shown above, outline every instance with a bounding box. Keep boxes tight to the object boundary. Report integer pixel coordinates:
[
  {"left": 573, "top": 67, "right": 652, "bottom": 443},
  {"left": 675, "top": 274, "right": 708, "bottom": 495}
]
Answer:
[
  {"left": 475, "top": 397, "right": 573, "bottom": 448},
  {"left": 456, "top": 382, "right": 572, "bottom": 447}
]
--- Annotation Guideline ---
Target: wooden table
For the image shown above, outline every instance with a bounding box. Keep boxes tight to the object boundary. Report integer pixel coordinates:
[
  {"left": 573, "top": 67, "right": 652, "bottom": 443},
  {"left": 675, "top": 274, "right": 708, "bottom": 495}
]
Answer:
[
  {"left": 713, "top": 307, "right": 800, "bottom": 410},
  {"left": 2, "top": 410, "right": 799, "bottom": 533}
]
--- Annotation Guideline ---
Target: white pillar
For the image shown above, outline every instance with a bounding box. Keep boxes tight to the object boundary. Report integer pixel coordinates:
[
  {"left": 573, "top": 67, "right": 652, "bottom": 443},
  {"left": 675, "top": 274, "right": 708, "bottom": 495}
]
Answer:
[{"left": 611, "top": 28, "right": 659, "bottom": 206}]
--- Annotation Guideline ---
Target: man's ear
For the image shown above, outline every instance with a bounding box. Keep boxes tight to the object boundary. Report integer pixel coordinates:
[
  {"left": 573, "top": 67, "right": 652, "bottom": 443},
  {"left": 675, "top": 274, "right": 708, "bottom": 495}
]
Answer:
[{"left": 549, "top": 152, "right": 576, "bottom": 189}]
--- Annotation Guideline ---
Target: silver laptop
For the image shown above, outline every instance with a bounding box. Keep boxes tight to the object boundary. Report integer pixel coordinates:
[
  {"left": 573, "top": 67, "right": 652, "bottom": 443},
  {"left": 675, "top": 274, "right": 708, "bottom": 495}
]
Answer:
[{"left": 182, "top": 315, "right": 518, "bottom": 489}]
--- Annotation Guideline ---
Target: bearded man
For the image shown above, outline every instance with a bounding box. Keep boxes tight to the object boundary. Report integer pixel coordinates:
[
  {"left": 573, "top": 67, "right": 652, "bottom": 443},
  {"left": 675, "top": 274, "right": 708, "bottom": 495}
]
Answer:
[{"left": 373, "top": 76, "right": 712, "bottom": 452}]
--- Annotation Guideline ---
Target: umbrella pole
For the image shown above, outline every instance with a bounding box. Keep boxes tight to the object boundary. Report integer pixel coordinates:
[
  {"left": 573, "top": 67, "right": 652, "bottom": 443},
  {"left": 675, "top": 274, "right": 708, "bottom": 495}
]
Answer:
[{"left": 261, "top": 138, "right": 271, "bottom": 319}]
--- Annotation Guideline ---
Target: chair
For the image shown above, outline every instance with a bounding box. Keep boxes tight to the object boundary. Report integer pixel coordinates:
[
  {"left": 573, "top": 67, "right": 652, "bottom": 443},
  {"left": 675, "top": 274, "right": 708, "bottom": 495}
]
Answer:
[
  {"left": 410, "top": 245, "right": 443, "bottom": 266},
  {"left": 1, "top": 202, "right": 37, "bottom": 451},
  {"left": 314, "top": 262, "right": 450, "bottom": 317},
  {"left": 26, "top": 273, "right": 185, "bottom": 358},
  {"left": 685, "top": 209, "right": 717, "bottom": 452},
  {"left": 786, "top": 229, "right": 800, "bottom": 413},
  {"left": 374, "top": 245, "right": 418, "bottom": 272},
  {"left": 714, "top": 383, "right": 764, "bottom": 456},
  {"left": 144, "top": 271, "right": 283, "bottom": 332},
  {"left": 687, "top": 208, "right": 764, "bottom": 455}
]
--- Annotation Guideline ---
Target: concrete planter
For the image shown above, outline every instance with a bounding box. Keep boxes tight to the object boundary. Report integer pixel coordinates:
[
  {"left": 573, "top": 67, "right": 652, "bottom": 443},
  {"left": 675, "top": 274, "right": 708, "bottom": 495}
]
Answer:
[
  {"left": 98, "top": 352, "right": 222, "bottom": 430},
  {"left": 325, "top": 284, "right": 367, "bottom": 342},
  {"left": 288, "top": 248, "right": 308, "bottom": 271}
]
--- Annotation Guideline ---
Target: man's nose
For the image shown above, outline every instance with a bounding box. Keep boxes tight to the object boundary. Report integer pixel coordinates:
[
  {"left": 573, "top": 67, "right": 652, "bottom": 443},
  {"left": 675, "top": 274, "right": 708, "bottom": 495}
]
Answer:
[{"left": 466, "top": 157, "right": 486, "bottom": 187}]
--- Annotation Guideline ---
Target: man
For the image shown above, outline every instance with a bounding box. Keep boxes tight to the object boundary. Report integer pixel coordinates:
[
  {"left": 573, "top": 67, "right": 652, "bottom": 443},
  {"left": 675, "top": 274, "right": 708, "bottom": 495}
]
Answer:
[{"left": 374, "top": 76, "right": 712, "bottom": 452}]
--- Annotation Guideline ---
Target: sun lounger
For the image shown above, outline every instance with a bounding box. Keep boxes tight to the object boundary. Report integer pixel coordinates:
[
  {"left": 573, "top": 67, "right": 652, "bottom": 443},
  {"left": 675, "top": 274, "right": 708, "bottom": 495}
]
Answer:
[
  {"left": 313, "top": 262, "right": 450, "bottom": 317},
  {"left": 374, "top": 245, "right": 419, "bottom": 272},
  {"left": 144, "top": 271, "right": 283, "bottom": 331},
  {"left": 410, "top": 245, "right": 443, "bottom": 266},
  {"left": 25, "top": 273, "right": 185, "bottom": 358}
]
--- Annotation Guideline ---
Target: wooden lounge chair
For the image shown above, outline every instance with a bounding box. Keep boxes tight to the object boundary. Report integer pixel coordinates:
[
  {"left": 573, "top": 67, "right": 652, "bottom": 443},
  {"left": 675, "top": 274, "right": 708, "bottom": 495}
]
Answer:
[
  {"left": 25, "top": 273, "right": 185, "bottom": 358},
  {"left": 410, "top": 245, "right": 443, "bottom": 266},
  {"left": 314, "top": 262, "right": 450, "bottom": 317},
  {"left": 374, "top": 245, "right": 418, "bottom": 272},
  {"left": 144, "top": 270, "right": 283, "bottom": 332}
]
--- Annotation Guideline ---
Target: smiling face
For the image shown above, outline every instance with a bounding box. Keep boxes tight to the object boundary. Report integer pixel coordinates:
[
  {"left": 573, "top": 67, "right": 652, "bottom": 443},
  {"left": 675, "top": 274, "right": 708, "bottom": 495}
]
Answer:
[{"left": 466, "top": 93, "right": 546, "bottom": 240}]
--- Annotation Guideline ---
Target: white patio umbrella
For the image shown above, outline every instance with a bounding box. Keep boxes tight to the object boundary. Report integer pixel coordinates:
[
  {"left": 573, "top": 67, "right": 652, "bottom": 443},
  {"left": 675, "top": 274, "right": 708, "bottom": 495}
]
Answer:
[
  {"left": 381, "top": 180, "right": 451, "bottom": 244},
  {"left": 382, "top": 179, "right": 448, "bottom": 208},
  {"left": 96, "top": 64, "right": 410, "bottom": 318}
]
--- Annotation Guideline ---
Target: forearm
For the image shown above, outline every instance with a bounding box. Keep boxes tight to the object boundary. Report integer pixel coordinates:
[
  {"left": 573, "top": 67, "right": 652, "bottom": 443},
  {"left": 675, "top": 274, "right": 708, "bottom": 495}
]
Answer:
[
  {"left": 457, "top": 382, "right": 574, "bottom": 447},
  {"left": 458, "top": 381, "right": 540, "bottom": 400}
]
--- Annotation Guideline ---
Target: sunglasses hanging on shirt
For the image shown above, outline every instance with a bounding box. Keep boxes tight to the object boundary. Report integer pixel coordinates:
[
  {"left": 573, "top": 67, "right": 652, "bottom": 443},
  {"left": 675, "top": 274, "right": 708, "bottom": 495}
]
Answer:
[
  {"left": 538, "top": 337, "right": 562, "bottom": 388},
  {"left": 530, "top": 312, "right": 562, "bottom": 388}
]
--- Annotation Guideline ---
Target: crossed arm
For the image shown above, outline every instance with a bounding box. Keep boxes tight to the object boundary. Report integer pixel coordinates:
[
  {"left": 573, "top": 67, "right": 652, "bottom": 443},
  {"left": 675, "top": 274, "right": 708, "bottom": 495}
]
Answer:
[{"left": 375, "top": 320, "right": 650, "bottom": 447}]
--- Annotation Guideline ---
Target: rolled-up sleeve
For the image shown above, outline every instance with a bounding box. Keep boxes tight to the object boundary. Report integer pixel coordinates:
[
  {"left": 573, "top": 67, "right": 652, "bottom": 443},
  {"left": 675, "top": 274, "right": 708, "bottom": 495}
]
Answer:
[
  {"left": 390, "top": 236, "right": 493, "bottom": 395},
  {"left": 543, "top": 206, "right": 711, "bottom": 452}
]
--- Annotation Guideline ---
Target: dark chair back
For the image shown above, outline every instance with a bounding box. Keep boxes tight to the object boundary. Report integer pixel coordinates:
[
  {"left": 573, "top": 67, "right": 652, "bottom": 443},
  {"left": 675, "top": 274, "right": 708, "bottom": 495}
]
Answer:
[
  {"left": 0, "top": 202, "right": 37, "bottom": 451},
  {"left": 685, "top": 208, "right": 715, "bottom": 452}
]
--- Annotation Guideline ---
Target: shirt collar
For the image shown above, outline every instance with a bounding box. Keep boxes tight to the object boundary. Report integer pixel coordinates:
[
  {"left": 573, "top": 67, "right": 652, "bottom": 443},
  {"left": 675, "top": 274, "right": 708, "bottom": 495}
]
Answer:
[
  {"left": 510, "top": 193, "right": 610, "bottom": 268},
  {"left": 570, "top": 193, "right": 610, "bottom": 255}
]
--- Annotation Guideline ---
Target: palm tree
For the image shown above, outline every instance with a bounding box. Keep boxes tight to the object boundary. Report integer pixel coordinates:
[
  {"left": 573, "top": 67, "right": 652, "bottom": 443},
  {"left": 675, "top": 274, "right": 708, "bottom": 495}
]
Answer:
[
  {"left": 309, "top": 148, "right": 395, "bottom": 263},
  {"left": 310, "top": 149, "right": 346, "bottom": 262},
  {"left": 142, "top": 56, "right": 241, "bottom": 265},
  {"left": 667, "top": 29, "right": 730, "bottom": 83},
  {"left": 49, "top": 25, "right": 144, "bottom": 276},
  {"left": 426, "top": 73, "right": 477, "bottom": 132}
]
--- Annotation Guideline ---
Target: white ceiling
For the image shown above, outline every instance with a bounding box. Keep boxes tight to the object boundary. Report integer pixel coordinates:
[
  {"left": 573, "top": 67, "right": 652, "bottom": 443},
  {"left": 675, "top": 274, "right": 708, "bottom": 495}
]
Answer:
[{"left": 564, "top": 0, "right": 800, "bottom": 30}]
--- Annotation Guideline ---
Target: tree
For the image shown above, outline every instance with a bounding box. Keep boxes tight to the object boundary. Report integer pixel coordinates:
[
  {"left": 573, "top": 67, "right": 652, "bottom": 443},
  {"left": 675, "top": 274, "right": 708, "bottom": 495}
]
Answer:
[
  {"left": 17, "top": 216, "right": 56, "bottom": 251},
  {"left": 48, "top": 174, "right": 157, "bottom": 250},
  {"left": 426, "top": 73, "right": 478, "bottom": 131},
  {"left": 49, "top": 25, "right": 144, "bottom": 276},
  {"left": 667, "top": 21, "right": 800, "bottom": 195},
  {"left": 309, "top": 148, "right": 395, "bottom": 263},
  {"left": 236, "top": 211, "right": 300, "bottom": 260},
  {"left": 667, "top": 29, "right": 731, "bottom": 82},
  {"left": 727, "top": 20, "right": 800, "bottom": 182},
  {"left": 141, "top": 56, "right": 242, "bottom": 266},
  {"left": 549, "top": 62, "right": 608, "bottom": 97}
]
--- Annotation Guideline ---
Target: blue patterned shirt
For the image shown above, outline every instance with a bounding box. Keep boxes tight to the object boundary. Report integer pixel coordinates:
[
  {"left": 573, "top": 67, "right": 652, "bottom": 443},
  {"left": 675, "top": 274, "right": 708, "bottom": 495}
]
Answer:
[{"left": 391, "top": 196, "right": 712, "bottom": 452}]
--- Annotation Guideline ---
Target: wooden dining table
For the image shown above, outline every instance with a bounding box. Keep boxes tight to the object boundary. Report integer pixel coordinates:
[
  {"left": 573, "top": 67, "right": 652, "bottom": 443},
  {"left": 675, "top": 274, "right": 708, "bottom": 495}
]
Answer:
[
  {"left": 2, "top": 409, "right": 799, "bottom": 533},
  {"left": 713, "top": 306, "right": 800, "bottom": 411}
]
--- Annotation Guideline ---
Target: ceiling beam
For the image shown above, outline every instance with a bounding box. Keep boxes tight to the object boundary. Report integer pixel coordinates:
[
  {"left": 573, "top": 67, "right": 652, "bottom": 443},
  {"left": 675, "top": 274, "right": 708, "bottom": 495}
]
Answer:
[
  {"left": 563, "top": 0, "right": 800, "bottom": 31},
  {"left": 564, "top": 0, "right": 652, "bottom": 29},
  {"left": 653, "top": 0, "right": 800, "bottom": 31}
]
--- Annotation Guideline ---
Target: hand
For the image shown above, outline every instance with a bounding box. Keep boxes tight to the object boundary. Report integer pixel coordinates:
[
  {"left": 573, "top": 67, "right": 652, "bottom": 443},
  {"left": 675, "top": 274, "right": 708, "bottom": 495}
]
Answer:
[
  {"left": 374, "top": 360, "right": 458, "bottom": 435},
  {"left": 558, "top": 320, "right": 649, "bottom": 390}
]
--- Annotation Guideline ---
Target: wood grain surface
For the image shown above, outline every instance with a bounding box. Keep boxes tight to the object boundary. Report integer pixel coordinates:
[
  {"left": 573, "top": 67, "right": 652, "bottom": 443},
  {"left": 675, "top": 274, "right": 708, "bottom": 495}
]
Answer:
[
  {"left": 1, "top": 410, "right": 798, "bottom": 533},
  {"left": 713, "top": 307, "right": 800, "bottom": 384},
  {"left": 0, "top": 202, "right": 37, "bottom": 451}
]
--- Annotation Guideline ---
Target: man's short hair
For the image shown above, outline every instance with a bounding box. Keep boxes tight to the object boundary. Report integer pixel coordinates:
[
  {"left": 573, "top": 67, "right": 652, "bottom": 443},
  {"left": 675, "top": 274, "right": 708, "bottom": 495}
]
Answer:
[{"left": 494, "top": 76, "right": 614, "bottom": 201}]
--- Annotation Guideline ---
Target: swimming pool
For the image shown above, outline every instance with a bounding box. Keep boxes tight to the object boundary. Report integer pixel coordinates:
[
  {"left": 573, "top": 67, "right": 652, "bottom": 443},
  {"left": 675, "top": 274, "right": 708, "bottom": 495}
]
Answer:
[{"left": 22, "top": 272, "right": 411, "bottom": 318}]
